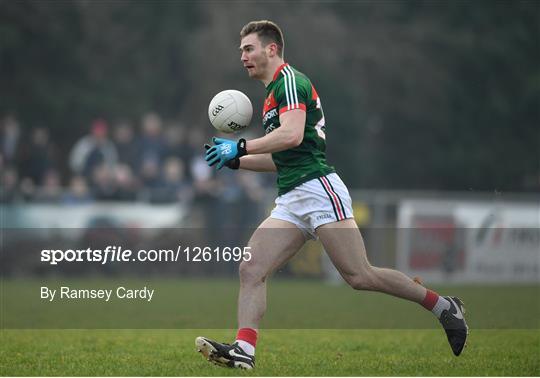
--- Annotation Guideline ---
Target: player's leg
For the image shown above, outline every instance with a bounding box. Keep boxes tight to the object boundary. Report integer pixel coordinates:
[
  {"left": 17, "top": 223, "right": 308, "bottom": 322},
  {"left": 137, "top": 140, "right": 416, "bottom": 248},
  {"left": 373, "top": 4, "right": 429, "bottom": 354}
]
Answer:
[
  {"left": 316, "top": 219, "right": 426, "bottom": 301},
  {"left": 316, "top": 218, "right": 468, "bottom": 356},
  {"left": 237, "top": 217, "right": 306, "bottom": 329},
  {"left": 196, "top": 217, "right": 306, "bottom": 369}
]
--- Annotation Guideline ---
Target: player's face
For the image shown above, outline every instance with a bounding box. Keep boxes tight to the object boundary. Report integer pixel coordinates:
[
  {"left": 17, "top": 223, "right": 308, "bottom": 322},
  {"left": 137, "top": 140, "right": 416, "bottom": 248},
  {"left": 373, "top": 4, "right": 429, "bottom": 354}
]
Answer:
[{"left": 239, "top": 34, "right": 269, "bottom": 80}]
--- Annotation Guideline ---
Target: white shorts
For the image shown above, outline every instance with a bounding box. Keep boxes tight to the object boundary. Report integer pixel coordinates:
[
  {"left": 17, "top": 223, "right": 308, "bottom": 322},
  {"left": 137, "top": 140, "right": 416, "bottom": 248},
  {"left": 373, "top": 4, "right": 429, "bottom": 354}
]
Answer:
[{"left": 270, "top": 173, "right": 354, "bottom": 240}]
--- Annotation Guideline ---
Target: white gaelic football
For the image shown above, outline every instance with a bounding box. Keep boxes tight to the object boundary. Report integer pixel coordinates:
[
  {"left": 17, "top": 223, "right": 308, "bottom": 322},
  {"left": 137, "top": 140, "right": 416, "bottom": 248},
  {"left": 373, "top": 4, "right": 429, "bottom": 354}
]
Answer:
[{"left": 208, "top": 90, "right": 252, "bottom": 133}]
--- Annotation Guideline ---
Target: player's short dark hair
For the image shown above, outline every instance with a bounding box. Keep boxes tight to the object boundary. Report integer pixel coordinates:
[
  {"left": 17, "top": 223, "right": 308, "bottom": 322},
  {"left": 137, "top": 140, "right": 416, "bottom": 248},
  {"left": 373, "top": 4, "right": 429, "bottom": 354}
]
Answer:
[{"left": 240, "top": 20, "right": 284, "bottom": 58}]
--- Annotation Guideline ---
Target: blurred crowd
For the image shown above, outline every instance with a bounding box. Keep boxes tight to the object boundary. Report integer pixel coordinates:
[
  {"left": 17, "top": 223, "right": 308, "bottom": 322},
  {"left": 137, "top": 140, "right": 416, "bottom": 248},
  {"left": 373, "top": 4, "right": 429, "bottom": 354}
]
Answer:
[{"left": 0, "top": 113, "right": 270, "bottom": 225}]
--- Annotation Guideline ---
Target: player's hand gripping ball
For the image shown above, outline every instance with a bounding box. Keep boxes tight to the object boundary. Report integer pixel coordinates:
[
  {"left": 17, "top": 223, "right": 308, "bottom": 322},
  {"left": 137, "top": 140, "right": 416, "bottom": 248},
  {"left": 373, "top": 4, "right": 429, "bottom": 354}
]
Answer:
[{"left": 208, "top": 90, "right": 252, "bottom": 133}]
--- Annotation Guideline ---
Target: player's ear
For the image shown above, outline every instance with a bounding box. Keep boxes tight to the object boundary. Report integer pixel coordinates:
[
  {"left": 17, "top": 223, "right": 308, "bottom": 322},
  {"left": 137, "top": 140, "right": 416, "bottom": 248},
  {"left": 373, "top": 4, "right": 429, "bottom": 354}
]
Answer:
[{"left": 267, "top": 42, "right": 278, "bottom": 57}]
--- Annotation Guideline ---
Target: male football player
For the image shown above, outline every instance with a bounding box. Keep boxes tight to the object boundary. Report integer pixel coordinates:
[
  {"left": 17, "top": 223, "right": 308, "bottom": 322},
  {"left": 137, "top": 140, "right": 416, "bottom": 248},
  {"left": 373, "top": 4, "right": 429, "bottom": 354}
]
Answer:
[{"left": 197, "top": 20, "right": 468, "bottom": 370}]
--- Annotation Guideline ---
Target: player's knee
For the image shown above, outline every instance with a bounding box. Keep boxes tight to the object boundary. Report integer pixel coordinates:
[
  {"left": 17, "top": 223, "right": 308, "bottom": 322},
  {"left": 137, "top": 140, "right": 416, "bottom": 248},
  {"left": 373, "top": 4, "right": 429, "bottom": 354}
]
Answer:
[
  {"left": 346, "top": 269, "right": 376, "bottom": 291},
  {"left": 348, "top": 276, "right": 375, "bottom": 291},
  {"left": 239, "top": 259, "right": 266, "bottom": 285}
]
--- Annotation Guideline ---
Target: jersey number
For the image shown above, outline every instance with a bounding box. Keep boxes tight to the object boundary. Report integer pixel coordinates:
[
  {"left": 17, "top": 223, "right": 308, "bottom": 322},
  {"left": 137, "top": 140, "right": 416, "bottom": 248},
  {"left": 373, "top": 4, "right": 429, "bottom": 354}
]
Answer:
[{"left": 315, "top": 97, "right": 326, "bottom": 140}]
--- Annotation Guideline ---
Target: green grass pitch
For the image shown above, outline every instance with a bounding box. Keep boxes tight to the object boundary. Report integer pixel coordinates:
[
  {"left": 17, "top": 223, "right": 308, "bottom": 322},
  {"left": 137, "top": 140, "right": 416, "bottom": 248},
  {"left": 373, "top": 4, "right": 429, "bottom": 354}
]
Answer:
[
  {"left": 1, "top": 279, "right": 539, "bottom": 376},
  {"left": 2, "top": 329, "right": 538, "bottom": 376}
]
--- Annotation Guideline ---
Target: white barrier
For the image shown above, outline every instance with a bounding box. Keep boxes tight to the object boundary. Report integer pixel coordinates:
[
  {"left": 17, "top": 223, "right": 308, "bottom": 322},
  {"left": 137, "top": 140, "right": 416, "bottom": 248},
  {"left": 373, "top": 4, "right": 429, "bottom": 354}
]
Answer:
[
  {"left": 397, "top": 200, "right": 540, "bottom": 283},
  {"left": 2, "top": 203, "right": 186, "bottom": 229}
]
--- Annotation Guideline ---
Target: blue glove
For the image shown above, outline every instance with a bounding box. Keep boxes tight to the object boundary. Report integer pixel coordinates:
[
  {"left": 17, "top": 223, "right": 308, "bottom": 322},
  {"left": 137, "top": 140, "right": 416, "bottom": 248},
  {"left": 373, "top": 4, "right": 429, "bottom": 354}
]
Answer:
[
  {"left": 205, "top": 137, "right": 247, "bottom": 170},
  {"left": 204, "top": 143, "right": 240, "bottom": 169}
]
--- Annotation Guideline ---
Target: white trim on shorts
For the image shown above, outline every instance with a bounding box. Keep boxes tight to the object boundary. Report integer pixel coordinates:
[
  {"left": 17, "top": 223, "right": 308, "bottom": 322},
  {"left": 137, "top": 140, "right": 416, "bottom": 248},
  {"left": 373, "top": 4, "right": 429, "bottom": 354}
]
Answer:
[{"left": 270, "top": 173, "right": 354, "bottom": 240}]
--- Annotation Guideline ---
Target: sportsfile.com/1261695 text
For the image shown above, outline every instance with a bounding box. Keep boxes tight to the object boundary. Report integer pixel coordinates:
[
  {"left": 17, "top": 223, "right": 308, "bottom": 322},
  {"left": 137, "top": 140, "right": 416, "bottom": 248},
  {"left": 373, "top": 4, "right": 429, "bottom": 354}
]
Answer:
[{"left": 40, "top": 246, "right": 252, "bottom": 265}]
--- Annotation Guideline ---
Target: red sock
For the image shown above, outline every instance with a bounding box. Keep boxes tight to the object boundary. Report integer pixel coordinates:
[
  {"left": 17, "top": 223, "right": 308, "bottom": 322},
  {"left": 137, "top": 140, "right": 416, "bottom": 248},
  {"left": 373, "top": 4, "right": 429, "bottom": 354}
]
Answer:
[
  {"left": 421, "top": 289, "right": 439, "bottom": 310},
  {"left": 236, "top": 328, "right": 257, "bottom": 347}
]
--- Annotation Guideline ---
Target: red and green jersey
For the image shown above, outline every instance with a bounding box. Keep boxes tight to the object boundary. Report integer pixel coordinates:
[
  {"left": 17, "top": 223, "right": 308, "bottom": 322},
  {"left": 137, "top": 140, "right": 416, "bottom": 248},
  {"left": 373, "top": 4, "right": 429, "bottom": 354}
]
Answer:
[{"left": 262, "top": 63, "right": 335, "bottom": 195}]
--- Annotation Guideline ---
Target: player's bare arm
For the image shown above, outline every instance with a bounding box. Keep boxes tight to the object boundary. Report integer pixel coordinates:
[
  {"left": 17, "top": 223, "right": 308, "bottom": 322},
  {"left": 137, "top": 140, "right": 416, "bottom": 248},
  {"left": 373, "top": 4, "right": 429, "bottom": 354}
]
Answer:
[
  {"left": 245, "top": 109, "right": 305, "bottom": 154},
  {"left": 239, "top": 154, "right": 276, "bottom": 172},
  {"left": 205, "top": 109, "right": 305, "bottom": 170}
]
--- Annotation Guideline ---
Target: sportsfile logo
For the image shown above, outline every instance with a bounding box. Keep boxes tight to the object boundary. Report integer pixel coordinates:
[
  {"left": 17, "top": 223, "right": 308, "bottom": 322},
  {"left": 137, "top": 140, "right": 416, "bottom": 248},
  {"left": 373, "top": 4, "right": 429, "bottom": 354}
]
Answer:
[{"left": 40, "top": 245, "right": 252, "bottom": 265}]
